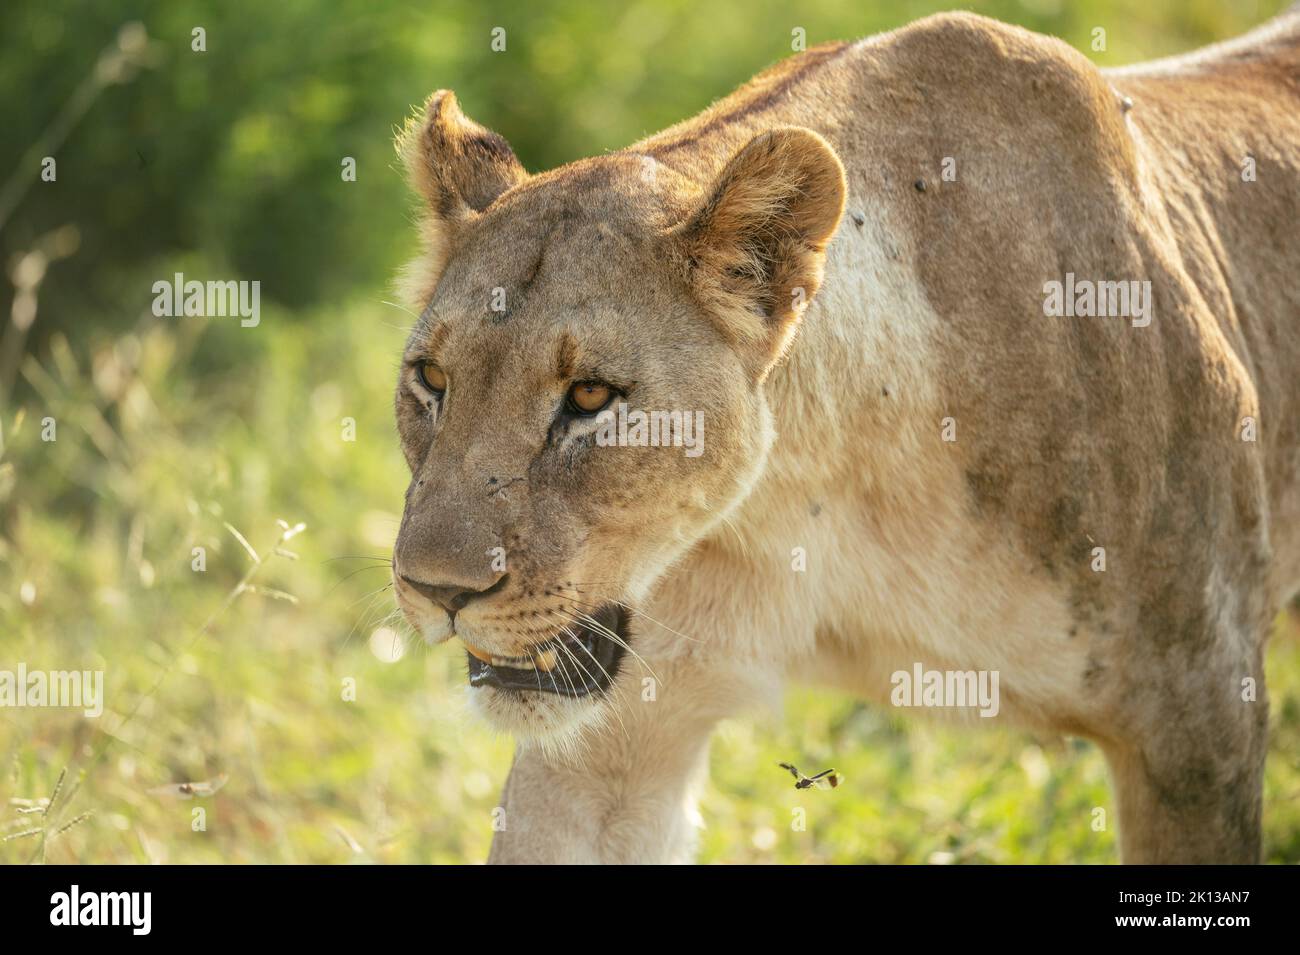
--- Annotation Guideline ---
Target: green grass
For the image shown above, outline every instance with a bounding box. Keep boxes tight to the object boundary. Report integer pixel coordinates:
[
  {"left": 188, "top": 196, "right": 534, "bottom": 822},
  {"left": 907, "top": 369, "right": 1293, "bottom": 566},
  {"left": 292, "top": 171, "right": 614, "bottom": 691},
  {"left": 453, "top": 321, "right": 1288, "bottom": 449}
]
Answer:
[{"left": 2, "top": 300, "right": 1298, "bottom": 864}]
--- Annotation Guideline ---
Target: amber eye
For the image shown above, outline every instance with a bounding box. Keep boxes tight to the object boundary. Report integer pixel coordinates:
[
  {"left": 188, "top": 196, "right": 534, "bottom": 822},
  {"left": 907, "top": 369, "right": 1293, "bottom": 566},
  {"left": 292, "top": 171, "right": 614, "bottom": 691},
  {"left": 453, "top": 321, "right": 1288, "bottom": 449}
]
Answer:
[
  {"left": 417, "top": 363, "right": 447, "bottom": 394},
  {"left": 566, "top": 381, "right": 613, "bottom": 415}
]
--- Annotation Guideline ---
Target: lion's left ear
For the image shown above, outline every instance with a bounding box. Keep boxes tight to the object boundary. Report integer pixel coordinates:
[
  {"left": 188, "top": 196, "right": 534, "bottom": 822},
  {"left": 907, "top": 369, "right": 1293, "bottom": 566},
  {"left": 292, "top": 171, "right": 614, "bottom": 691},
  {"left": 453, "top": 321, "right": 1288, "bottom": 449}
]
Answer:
[{"left": 669, "top": 127, "right": 846, "bottom": 380}]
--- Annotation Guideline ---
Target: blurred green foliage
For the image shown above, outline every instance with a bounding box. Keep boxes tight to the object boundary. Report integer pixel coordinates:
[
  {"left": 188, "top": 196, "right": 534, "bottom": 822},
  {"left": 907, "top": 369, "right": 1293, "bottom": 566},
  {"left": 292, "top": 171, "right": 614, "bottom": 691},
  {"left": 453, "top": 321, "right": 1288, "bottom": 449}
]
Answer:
[
  {"left": 0, "top": 0, "right": 1296, "bottom": 863},
  {"left": 0, "top": 0, "right": 1287, "bottom": 344}
]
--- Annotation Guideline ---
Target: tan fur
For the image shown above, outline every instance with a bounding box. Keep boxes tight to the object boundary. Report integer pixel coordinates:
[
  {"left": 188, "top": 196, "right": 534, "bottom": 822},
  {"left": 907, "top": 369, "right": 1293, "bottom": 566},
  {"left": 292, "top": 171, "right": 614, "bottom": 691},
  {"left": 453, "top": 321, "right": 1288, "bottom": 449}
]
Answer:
[{"left": 391, "top": 10, "right": 1300, "bottom": 863}]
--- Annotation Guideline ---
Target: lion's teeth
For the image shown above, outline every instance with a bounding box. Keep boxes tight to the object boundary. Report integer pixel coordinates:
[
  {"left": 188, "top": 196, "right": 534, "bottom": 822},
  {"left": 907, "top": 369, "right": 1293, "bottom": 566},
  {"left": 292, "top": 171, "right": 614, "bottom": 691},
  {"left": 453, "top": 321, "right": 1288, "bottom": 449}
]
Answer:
[
  {"left": 487, "top": 652, "right": 559, "bottom": 671},
  {"left": 480, "top": 645, "right": 565, "bottom": 671}
]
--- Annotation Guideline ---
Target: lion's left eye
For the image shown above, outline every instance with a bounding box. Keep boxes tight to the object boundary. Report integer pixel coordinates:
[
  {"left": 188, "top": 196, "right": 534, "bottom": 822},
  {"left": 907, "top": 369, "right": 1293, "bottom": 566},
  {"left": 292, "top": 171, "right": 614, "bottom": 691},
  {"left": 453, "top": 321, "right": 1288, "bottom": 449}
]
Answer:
[
  {"left": 566, "top": 382, "right": 613, "bottom": 415},
  {"left": 416, "top": 363, "right": 447, "bottom": 394}
]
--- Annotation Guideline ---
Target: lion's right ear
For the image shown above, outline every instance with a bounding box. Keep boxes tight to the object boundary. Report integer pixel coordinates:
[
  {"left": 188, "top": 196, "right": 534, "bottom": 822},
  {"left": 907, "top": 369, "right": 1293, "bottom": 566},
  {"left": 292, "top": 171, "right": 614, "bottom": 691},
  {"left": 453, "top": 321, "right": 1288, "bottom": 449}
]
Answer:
[
  {"left": 397, "top": 90, "right": 528, "bottom": 225},
  {"left": 668, "top": 127, "right": 845, "bottom": 382}
]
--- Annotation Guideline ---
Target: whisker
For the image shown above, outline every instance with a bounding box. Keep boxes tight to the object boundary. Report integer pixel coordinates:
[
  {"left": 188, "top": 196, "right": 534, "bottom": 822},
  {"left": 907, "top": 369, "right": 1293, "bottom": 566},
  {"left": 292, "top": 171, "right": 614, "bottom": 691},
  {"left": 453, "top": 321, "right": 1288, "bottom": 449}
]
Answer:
[
  {"left": 560, "top": 583, "right": 704, "bottom": 645},
  {"left": 544, "top": 624, "right": 585, "bottom": 700},
  {"left": 546, "top": 616, "right": 630, "bottom": 742},
  {"left": 549, "top": 616, "right": 616, "bottom": 689},
  {"left": 561, "top": 603, "right": 664, "bottom": 684},
  {"left": 379, "top": 299, "right": 420, "bottom": 320},
  {"left": 592, "top": 595, "right": 702, "bottom": 645},
  {"left": 331, "top": 564, "right": 395, "bottom": 587},
  {"left": 342, "top": 583, "right": 398, "bottom": 651}
]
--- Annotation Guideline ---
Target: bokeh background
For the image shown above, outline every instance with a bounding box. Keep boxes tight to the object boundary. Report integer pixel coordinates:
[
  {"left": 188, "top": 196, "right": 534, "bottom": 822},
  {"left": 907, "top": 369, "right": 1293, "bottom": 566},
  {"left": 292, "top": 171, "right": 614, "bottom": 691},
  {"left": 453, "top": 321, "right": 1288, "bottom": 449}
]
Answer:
[{"left": 2, "top": 0, "right": 1297, "bottom": 863}]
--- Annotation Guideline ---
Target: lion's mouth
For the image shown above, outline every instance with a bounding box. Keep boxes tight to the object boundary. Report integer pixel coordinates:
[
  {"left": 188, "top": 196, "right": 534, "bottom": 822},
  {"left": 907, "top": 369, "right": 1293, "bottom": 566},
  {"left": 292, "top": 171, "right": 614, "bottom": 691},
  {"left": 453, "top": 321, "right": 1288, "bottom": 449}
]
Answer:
[{"left": 466, "top": 604, "right": 629, "bottom": 697}]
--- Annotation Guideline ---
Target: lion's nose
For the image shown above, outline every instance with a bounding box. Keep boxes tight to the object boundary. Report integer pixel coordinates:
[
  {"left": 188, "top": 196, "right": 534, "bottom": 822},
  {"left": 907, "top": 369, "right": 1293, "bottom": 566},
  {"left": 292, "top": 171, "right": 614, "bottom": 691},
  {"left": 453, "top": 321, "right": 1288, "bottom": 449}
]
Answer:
[{"left": 400, "top": 574, "right": 506, "bottom": 616}]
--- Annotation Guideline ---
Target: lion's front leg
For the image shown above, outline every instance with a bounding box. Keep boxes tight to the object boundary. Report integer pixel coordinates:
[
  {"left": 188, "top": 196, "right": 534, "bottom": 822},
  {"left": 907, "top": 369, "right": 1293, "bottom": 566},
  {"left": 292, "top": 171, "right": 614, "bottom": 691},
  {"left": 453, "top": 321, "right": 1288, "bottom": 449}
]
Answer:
[
  {"left": 487, "top": 735, "right": 710, "bottom": 864},
  {"left": 487, "top": 660, "right": 752, "bottom": 864}
]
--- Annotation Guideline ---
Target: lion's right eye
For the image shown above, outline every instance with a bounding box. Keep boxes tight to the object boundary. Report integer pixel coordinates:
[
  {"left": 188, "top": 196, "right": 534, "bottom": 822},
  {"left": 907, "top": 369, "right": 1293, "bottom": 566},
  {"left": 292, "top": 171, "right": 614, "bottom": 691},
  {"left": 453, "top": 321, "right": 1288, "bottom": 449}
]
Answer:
[
  {"left": 565, "top": 381, "right": 613, "bottom": 415},
  {"left": 416, "top": 363, "right": 447, "bottom": 395}
]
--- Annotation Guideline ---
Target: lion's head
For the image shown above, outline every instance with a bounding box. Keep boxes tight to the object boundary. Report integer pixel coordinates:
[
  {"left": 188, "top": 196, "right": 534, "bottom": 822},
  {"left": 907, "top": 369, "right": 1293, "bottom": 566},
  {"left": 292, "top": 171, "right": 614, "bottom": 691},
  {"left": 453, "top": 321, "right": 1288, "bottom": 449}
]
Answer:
[{"left": 390, "top": 91, "right": 845, "bottom": 742}]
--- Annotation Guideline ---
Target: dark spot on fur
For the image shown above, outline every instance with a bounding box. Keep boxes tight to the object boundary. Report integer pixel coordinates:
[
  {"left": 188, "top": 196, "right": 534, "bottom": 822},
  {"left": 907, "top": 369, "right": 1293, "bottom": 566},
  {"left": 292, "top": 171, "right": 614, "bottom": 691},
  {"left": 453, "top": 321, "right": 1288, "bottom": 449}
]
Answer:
[
  {"left": 914, "top": 178, "right": 926, "bottom": 192},
  {"left": 1137, "top": 580, "right": 1212, "bottom": 652},
  {"left": 964, "top": 467, "right": 1006, "bottom": 516},
  {"left": 1047, "top": 496, "right": 1083, "bottom": 541}
]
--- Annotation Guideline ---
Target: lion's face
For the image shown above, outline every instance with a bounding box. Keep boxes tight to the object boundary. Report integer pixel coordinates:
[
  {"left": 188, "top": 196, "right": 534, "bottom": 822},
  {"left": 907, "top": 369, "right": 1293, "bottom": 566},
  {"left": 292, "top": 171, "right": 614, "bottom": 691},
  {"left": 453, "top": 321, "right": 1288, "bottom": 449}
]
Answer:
[
  {"left": 392, "top": 200, "right": 768, "bottom": 739},
  {"left": 391, "top": 91, "right": 844, "bottom": 741}
]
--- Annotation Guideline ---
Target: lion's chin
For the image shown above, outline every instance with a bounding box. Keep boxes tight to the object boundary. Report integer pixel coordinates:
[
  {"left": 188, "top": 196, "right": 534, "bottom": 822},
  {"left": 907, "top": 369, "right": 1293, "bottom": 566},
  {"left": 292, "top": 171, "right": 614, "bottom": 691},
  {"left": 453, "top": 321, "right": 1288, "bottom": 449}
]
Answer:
[
  {"left": 456, "top": 602, "right": 632, "bottom": 747},
  {"left": 467, "top": 684, "right": 610, "bottom": 751}
]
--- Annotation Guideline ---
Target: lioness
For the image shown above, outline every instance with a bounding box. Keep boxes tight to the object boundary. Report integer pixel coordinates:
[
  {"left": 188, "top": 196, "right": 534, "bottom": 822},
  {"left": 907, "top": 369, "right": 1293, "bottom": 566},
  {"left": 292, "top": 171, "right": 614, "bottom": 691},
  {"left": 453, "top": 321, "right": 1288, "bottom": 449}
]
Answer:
[{"left": 391, "top": 10, "right": 1300, "bottom": 863}]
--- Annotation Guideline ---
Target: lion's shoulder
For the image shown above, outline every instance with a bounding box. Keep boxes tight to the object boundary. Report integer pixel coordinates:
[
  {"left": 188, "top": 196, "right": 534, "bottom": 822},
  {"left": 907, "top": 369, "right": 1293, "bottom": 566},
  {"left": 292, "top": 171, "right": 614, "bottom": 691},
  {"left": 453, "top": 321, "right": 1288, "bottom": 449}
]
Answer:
[{"left": 871, "top": 12, "right": 1135, "bottom": 173}]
